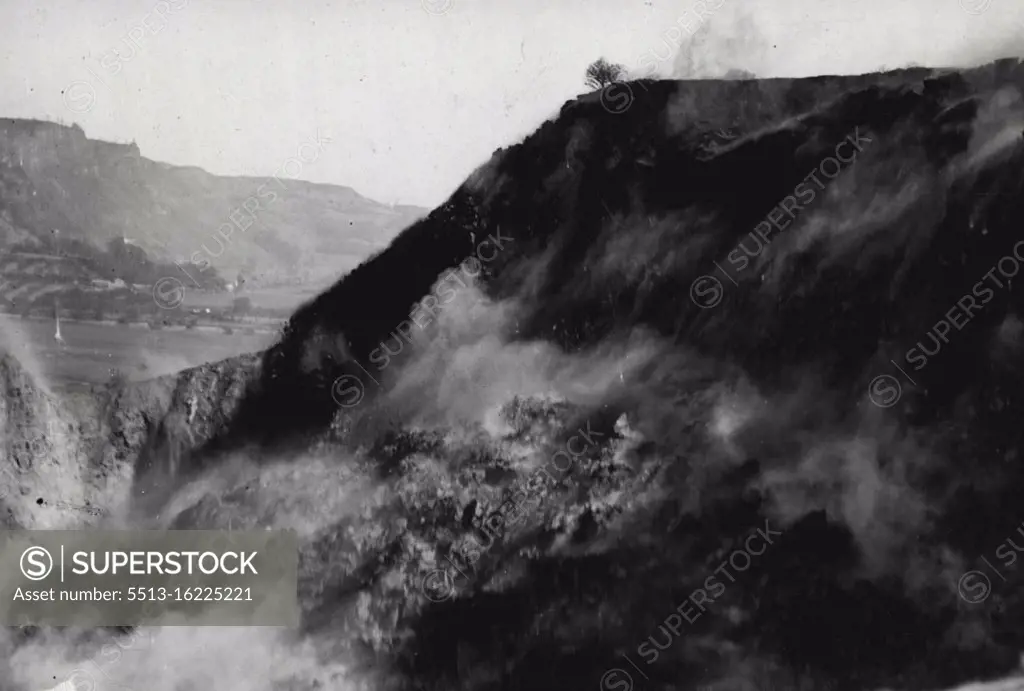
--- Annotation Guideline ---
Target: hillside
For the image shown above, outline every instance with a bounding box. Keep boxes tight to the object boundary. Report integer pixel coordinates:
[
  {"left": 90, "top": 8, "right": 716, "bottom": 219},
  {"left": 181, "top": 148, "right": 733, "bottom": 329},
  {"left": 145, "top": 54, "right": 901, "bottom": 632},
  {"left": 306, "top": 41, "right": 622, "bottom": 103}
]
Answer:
[
  {"left": 0, "top": 118, "right": 425, "bottom": 289},
  {"left": 8, "top": 59, "right": 1024, "bottom": 691}
]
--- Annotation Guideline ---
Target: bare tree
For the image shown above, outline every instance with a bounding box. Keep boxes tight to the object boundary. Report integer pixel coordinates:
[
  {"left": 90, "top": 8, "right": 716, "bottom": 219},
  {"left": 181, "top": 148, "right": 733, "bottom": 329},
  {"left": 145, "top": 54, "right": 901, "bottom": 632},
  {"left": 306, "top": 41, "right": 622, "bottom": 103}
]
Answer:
[{"left": 585, "top": 58, "right": 626, "bottom": 90}]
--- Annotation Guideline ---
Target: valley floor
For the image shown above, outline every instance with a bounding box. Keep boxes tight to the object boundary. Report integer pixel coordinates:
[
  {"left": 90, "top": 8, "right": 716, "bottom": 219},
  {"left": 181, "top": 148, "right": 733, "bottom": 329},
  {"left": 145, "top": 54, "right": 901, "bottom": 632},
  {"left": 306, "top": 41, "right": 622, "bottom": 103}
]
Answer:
[{"left": 0, "top": 313, "right": 276, "bottom": 388}]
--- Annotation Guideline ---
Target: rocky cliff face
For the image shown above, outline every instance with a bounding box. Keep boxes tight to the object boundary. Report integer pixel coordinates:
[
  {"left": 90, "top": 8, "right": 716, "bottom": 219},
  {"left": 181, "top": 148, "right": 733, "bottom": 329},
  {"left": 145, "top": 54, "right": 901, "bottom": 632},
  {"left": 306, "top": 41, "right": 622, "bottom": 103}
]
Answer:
[{"left": 7, "top": 59, "right": 1024, "bottom": 691}]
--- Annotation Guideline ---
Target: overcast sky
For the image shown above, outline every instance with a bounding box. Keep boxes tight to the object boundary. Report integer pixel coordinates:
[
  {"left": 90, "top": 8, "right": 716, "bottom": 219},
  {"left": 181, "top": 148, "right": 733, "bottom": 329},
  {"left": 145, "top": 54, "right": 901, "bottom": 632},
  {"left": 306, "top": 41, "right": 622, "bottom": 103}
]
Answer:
[{"left": 0, "top": 0, "right": 1022, "bottom": 208}]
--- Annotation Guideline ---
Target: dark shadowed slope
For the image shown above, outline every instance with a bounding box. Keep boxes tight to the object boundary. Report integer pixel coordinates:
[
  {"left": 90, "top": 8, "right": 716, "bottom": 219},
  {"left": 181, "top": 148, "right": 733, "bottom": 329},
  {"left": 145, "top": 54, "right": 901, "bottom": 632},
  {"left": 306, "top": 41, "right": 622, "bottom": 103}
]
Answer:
[
  {"left": 81, "top": 58, "right": 1024, "bottom": 691},
  {"left": 207, "top": 60, "right": 1024, "bottom": 450}
]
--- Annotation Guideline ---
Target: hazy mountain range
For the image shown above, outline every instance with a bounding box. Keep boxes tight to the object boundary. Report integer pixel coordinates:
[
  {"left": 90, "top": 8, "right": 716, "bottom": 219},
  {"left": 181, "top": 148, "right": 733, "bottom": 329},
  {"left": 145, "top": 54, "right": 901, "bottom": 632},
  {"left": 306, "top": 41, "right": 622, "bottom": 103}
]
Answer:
[{"left": 0, "top": 118, "right": 426, "bottom": 295}]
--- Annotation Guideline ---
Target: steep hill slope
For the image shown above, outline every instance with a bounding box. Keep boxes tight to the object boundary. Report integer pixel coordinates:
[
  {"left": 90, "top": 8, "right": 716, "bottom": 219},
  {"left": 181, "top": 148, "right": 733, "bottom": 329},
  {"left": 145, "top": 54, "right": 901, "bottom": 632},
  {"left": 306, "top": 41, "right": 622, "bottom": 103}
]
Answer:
[
  {"left": 209, "top": 60, "right": 1024, "bottom": 449},
  {"left": 9, "top": 60, "right": 1024, "bottom": 691}
]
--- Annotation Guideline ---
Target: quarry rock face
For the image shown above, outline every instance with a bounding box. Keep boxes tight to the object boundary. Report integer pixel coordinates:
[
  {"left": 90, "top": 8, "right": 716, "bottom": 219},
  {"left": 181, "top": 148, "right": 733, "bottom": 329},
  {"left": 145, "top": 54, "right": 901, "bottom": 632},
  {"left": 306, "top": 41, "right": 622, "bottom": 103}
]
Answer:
[
  {"left": 10, "top": 60, "right": 1024, "bottom": 691},
  {"left": 0, "top": 353, "right": 102, "bottom": 529}
]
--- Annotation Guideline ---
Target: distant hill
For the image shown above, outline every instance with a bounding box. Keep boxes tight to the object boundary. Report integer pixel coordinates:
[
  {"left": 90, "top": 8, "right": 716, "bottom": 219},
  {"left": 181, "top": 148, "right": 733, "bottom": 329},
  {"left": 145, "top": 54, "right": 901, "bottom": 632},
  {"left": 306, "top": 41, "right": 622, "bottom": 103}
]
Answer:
[{"left": 0, "top": 118, "right": 426, "bottom": 289}]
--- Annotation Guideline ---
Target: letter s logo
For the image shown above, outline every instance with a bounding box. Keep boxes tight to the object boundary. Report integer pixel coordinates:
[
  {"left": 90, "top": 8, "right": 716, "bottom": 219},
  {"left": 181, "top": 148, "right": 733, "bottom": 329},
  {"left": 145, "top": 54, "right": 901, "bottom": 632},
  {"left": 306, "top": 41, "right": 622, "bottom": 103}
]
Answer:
[
  {"left": 20, "top": 546, "right": 53, "bottom": 581},
  {"left": 867, "top": 375, "right": 901, "bottom": 408},
  {"left": 600, "top": 669, "right": 634, "bottom": 691}
]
